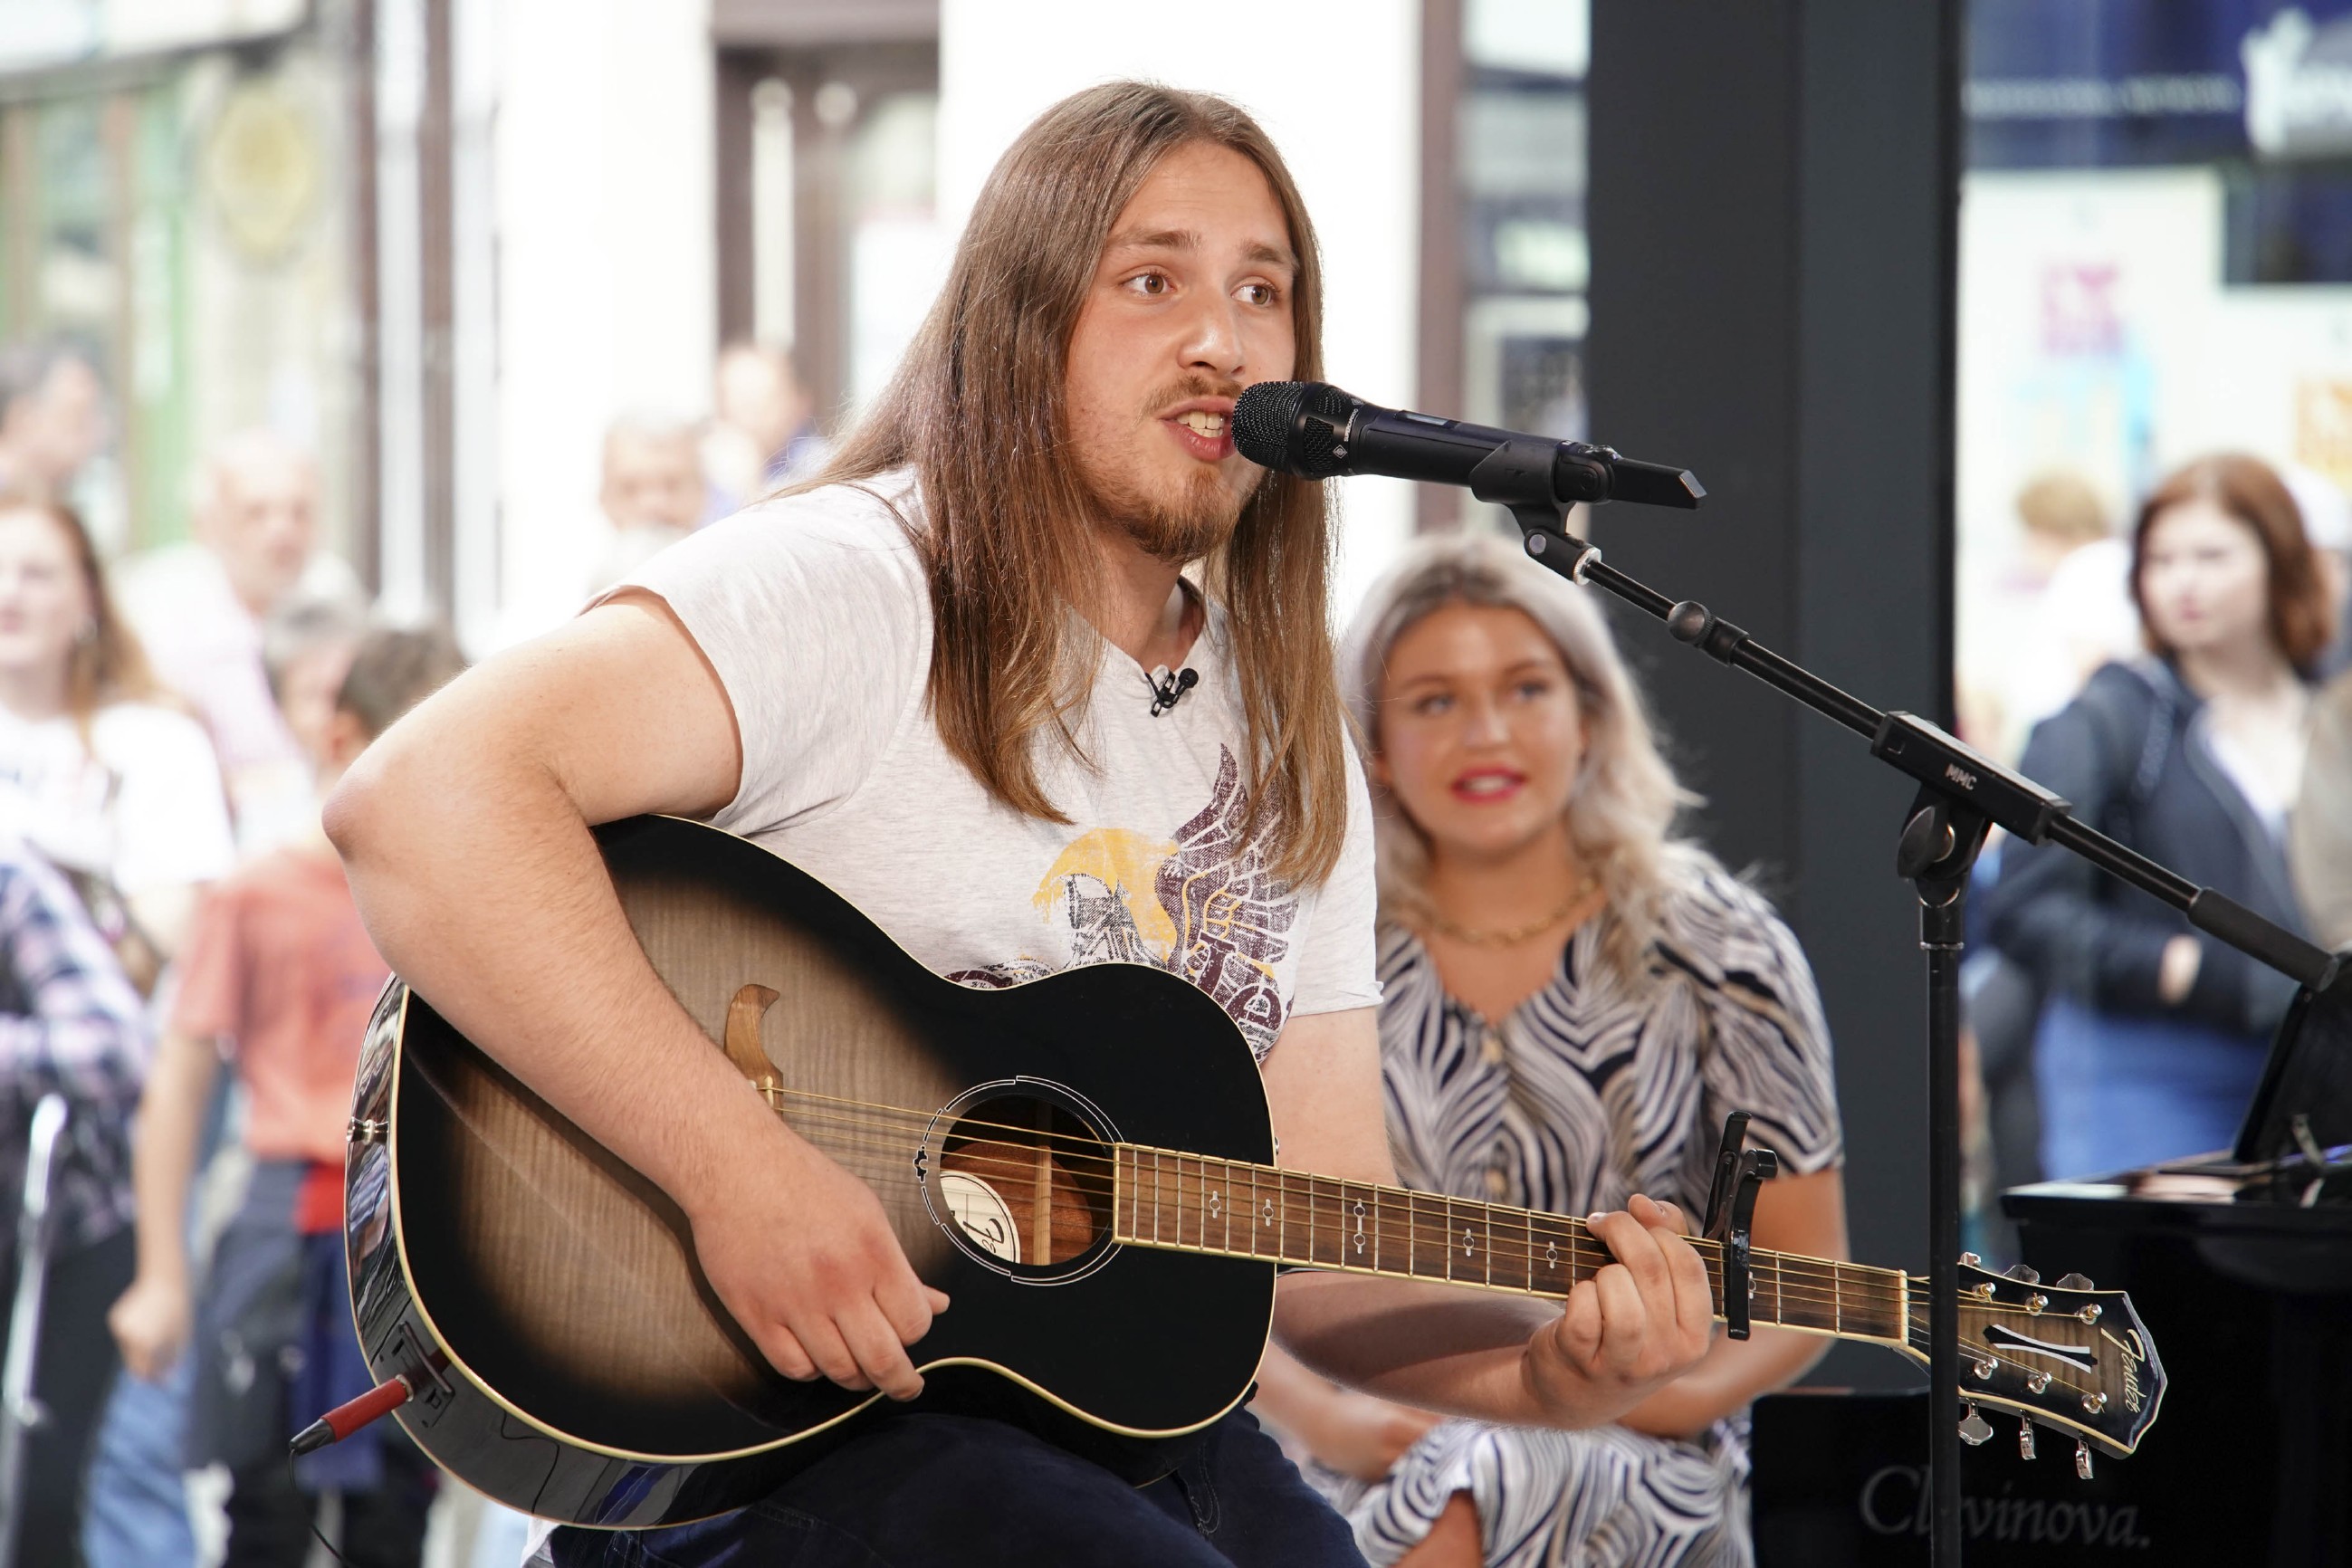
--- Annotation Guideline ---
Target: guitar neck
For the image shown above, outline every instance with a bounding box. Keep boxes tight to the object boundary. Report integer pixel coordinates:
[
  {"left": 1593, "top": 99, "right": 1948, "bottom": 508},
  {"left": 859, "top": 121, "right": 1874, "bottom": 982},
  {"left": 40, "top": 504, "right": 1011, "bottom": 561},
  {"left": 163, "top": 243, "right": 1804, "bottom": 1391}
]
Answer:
[{"left": 1110, "top": 1144, "right": 1909, "bottom": 1348}]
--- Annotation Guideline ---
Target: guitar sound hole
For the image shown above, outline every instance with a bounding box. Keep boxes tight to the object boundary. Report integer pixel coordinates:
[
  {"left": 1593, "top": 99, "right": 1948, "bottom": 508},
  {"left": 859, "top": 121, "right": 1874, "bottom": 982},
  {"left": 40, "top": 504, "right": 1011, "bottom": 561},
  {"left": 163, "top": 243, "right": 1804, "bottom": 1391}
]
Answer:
[{"left": 935, "top": 1095, "right": 1114, "bottom": 1275}]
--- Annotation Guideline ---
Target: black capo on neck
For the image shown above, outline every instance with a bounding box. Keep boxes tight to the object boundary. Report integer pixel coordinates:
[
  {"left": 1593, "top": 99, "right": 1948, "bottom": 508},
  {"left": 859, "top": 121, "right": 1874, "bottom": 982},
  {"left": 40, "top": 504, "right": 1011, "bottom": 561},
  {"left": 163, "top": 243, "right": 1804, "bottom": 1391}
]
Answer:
[{"left": 1701, "top": 1110, "right": 1780, "bottom": 1340}]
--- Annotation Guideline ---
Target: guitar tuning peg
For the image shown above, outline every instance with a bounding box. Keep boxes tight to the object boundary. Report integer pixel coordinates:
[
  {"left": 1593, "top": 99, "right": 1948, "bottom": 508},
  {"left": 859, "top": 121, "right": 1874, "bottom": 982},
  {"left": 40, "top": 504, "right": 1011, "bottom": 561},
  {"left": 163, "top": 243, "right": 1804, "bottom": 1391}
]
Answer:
[
  {"left": 2075, "top": 1439, "right": 2094, "bottom": 1480},
  {"left": 2019, "top": 1420, "right": 2036, "bottom": 1460},
  {"left": 1958, "top": 1251, "right": 1982, "bottom": 1267},
  {"left": 2003, "top": 1263, "right": 2040, "bottom": 1284},
  {"left": 1958, "top": 1405, "right": 1993, "bottom": 1446},
  {"left": 2055, "top": 1271, "right": 2094, "bottom": 1290}
]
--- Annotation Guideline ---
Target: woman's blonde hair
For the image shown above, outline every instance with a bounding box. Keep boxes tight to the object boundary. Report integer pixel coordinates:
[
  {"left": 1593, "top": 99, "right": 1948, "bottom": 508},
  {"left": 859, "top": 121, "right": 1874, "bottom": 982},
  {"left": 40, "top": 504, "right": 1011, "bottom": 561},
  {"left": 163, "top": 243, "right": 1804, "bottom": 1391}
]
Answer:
[{"left": 1339, "top": 530, "right": 1716, "bottom": 981}]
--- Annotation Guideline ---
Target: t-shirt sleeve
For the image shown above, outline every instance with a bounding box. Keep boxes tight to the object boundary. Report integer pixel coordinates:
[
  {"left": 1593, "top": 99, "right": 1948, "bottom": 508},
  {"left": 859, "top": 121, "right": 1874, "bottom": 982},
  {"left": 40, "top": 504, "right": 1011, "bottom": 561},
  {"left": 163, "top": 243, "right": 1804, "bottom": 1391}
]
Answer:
[
  {"left": 170, "top": 879, "right": 244, "bottom": 1047},
  {"left": 622, "top": 484, "right": 932, "bottom": 837},
  {"left": 1286, "top": 742, "right": 1382, "bottom": 1018},
  {"left": 100, "top": 707, "right": 236, "bottom": 894},
  {"left": 1687, "top": 868, "right": 1844, "bottom": 1176}
]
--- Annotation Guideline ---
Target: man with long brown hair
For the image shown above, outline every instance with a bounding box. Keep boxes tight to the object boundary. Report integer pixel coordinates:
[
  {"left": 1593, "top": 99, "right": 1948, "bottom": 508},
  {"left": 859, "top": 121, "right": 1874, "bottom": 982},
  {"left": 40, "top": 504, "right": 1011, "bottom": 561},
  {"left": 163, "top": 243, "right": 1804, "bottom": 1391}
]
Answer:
[{"left": 328, "top": 83, "right": 1712, "bottom": 1566}]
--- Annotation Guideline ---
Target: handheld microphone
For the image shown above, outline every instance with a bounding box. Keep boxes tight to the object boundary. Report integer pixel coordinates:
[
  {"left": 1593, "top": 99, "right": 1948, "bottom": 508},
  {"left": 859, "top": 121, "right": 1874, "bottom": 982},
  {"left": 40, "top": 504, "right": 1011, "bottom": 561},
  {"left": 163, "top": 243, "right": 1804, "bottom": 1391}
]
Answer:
[{"left": 1230, "top": 381, "right": 1704, "bottom": 511}]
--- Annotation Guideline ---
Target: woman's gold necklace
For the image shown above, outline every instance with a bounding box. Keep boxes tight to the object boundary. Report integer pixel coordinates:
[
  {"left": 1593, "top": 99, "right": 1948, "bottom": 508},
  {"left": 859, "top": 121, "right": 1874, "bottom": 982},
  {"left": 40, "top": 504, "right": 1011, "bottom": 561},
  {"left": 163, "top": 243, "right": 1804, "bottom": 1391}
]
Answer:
[{"left": 1421, "top": 875, "right": 1601, "bottom": 948}]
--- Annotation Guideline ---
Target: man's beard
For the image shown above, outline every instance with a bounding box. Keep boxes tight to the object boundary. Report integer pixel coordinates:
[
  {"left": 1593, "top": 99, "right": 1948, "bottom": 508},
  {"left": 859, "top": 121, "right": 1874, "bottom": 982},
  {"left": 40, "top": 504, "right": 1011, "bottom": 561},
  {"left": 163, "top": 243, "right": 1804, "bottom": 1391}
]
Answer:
[{"left": 1076, "top": 383, "right": 1264, "bottom": 566}]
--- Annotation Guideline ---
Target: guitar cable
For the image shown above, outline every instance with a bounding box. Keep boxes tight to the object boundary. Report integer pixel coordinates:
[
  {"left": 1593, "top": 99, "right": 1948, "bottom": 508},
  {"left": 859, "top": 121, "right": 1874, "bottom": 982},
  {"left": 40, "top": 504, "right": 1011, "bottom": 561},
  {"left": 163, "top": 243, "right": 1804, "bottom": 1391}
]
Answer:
[{"left": 286, "top": 1348, "right": 449, "bottom": 1565}]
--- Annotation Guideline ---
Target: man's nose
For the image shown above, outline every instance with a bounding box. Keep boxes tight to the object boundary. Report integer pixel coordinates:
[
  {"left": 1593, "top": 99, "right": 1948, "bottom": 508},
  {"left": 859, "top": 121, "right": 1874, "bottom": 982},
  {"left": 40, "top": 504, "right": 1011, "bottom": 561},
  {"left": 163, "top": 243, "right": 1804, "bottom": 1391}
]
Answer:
[{"left": 1179, "top": 293, "right": 1247, "bottom": 379}]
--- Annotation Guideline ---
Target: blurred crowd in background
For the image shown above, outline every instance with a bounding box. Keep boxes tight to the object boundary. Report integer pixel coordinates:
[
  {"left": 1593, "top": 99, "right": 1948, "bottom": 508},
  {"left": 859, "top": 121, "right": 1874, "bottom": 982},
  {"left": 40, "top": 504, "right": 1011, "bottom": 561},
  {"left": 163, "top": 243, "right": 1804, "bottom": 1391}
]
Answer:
[{"left": 4, "top": 0, "right": 2352, "bottom": 1564}]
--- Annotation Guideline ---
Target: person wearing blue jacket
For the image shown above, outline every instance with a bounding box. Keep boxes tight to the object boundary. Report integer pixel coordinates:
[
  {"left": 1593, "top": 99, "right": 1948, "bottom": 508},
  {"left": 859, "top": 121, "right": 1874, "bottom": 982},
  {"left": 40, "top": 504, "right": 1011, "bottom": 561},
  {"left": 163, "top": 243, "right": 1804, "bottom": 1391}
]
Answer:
[{"left": 1987, "top": 453, "right": 2333, "bottom": 1177}]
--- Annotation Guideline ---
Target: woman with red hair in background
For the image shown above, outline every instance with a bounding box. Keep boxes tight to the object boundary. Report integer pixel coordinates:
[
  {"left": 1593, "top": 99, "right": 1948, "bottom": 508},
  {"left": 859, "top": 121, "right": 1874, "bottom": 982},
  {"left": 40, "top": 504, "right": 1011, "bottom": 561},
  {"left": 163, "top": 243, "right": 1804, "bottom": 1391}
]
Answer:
[{"left": 1986, "top": 454, "right": 2328, "bottom": 1177}]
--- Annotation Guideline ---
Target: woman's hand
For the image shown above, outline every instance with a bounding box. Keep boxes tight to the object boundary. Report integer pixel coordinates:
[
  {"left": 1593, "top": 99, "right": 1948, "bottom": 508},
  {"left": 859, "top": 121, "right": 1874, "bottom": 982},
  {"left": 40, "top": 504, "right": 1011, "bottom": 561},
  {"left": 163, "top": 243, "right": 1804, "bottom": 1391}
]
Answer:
[
  {"left": 2157, "top": 933, "right": 2202, "bottom": 1006},
  {"left": 1308, "top": 1391, "right": 1447, "bottom": 1481},
  {"left": 1252, "top": 1343, "right": 1445, "bottom": 1482}
]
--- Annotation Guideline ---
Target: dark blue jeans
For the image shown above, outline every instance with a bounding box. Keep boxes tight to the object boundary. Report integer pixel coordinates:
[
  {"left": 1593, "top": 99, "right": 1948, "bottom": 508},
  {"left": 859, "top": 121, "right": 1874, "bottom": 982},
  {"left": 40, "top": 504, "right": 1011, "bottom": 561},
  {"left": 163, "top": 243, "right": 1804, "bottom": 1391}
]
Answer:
[{"left": 548, "top": 1410, "right": 1367, "bottom": 1568}]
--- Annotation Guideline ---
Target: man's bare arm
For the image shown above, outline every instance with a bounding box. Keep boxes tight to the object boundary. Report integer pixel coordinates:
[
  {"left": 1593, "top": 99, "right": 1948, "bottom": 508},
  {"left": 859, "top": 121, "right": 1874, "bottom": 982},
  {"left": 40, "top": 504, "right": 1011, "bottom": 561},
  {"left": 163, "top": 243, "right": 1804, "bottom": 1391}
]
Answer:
[
  {"left": 1262, "top": 1009, "right": 1714, "bottom": 1429},
  {"left": 325, "top": 595, "right": 946, "bottom": 1397}
]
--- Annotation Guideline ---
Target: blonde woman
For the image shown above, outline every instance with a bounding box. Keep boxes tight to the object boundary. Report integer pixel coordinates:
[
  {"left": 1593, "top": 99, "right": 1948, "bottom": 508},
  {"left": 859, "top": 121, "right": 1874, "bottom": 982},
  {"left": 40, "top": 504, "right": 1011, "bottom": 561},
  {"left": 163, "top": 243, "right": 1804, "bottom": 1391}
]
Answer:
[{"left": 1254, "top": 532, "right": 1849, "bottom": 1567}]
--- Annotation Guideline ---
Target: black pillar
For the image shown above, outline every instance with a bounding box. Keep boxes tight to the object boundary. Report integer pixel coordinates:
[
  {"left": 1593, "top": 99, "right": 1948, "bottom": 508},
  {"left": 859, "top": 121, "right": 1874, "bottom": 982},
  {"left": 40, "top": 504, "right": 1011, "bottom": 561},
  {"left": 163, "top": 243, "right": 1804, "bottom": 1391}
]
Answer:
[{"left": 1587, "top": 0, "right": 1962, "bottom": 1388}]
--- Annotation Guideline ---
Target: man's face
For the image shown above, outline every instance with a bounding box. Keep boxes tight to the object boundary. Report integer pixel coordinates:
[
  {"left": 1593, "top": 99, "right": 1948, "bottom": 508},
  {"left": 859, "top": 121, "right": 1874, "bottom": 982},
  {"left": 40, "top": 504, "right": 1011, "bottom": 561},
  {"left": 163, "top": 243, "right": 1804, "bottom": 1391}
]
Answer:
[
  {"left": 201, "top": 449, "right": 318, "bottom": 615},
  {"left": 1065, "top": 141, "right": 1299, "bottom": 565},
  {"left": 601, "top": 433, "right": 703, "bottom": 532}
]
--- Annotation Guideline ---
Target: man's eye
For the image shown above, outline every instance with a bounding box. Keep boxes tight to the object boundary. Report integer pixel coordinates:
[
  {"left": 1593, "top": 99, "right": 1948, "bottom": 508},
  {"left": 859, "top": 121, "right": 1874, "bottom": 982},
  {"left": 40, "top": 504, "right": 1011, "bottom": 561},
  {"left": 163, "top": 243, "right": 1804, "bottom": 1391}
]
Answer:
[
  {"left": 1127, "top": 272, "right": 1171, "bottom": 297},
  {"left": 1238, "top": 282, "right": 1278, "bottom": 307}
]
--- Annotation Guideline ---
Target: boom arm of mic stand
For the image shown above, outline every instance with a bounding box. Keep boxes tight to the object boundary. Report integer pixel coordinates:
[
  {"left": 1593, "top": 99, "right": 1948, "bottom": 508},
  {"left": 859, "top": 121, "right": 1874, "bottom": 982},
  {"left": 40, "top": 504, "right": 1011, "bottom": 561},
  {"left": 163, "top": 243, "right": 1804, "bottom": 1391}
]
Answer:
[
  {"left": 1510, "top": 509, "right": 2341, "bottom": 993},
  {"left": 1506, "top": 496, "right": 2329, "bottom": 1568}
]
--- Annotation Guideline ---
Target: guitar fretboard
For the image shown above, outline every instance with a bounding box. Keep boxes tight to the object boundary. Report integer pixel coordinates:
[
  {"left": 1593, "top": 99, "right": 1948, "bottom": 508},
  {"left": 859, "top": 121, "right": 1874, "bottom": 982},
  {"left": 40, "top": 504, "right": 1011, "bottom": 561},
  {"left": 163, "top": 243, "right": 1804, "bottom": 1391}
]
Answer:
[{"left": 1109, "top": 1144, "right": 1907, "bottom": 1345}]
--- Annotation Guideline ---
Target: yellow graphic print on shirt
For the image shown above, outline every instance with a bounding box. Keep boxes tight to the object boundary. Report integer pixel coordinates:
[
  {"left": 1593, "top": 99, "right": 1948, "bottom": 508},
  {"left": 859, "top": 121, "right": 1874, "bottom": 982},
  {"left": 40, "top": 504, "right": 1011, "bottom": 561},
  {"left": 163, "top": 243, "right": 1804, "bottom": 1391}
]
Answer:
[{"left": 948, "top": 748, "right": 1300, "bottom": 1058}]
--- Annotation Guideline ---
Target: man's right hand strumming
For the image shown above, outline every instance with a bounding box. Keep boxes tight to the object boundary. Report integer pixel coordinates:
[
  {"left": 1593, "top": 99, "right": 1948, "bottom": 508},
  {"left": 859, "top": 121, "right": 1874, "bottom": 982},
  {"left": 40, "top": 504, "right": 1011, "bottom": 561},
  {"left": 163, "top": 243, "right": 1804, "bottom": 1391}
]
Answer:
[
  {"left": 327, "top": 593, "right": 945, "bottom": 1399},
  {"left": 684, "top": 1117, "right": 950, "bottom": 1399}
]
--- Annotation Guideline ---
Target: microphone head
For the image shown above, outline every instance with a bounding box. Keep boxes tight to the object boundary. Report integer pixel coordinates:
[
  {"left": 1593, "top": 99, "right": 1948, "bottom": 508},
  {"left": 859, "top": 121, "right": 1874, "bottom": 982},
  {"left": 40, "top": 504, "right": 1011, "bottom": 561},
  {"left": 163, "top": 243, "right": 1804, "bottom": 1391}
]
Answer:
[{"left": 1232, "top": 381, "right": 1359, "bottom": 478}]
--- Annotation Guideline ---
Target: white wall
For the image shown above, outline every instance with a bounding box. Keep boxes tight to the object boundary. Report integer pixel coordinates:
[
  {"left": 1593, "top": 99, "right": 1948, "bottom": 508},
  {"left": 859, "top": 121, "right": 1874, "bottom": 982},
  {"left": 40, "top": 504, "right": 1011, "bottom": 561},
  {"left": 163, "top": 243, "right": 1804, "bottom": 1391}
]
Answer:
[
  {"left": 935, "top": 0, "right": 1424, "bottom": 623},
  {"left": 490, "top": 0, "right": 714, "bottom": 642}
]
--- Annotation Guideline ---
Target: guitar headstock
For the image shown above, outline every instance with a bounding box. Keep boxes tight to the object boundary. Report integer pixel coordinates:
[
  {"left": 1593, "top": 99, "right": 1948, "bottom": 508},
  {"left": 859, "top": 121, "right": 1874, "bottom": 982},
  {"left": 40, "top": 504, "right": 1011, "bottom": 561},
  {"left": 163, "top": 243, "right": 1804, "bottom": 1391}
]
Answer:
[{"left": 1912, "top": 1260, "right": 2165, "bottom": 1463}]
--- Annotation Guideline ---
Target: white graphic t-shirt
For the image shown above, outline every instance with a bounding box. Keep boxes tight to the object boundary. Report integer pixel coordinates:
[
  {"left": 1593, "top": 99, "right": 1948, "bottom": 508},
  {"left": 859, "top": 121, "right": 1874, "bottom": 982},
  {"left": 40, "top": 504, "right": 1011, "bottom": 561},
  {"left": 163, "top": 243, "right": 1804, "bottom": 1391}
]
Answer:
[{"left": 625, "top": 473, "right": 1382, "bottom": 1059}]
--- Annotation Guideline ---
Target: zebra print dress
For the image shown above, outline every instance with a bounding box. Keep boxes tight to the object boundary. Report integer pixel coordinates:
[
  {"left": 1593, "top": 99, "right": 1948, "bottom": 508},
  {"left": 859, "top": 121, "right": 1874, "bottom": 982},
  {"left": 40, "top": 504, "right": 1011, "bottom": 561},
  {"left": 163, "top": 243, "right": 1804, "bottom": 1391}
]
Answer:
[{"left": 1305, "top": 866, "right": 1842, "bottom": 1568}]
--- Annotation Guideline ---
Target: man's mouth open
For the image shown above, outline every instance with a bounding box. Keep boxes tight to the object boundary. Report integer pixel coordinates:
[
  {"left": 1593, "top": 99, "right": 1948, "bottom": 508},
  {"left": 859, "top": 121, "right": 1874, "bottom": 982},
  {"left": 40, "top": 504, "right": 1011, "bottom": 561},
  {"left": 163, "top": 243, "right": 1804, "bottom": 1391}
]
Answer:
[{"left": 1163, "top": 406, "right": 1234, "bottom": 462}]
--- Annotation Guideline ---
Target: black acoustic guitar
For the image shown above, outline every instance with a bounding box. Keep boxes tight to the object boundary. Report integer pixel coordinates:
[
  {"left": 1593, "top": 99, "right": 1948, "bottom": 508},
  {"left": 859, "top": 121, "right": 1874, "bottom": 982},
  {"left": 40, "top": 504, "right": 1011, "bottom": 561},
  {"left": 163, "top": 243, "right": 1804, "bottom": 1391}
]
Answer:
[{"left": 341, "top": 815, "right": 2165, "bottom": 1529}]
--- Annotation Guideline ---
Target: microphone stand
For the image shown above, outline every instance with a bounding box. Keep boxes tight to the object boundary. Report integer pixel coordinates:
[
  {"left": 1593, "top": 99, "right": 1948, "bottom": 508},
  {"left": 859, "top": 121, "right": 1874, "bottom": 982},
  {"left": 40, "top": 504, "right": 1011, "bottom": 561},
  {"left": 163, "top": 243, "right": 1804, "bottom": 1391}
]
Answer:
[{"left": 1471, "top": 446, "right": 2339, "bottom": 1568}]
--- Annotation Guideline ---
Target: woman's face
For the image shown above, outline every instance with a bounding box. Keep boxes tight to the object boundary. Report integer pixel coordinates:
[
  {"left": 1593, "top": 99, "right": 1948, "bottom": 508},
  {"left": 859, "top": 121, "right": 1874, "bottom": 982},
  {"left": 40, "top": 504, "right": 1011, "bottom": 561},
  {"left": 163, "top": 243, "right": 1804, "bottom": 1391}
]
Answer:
[
  {"left": 2138, "top": 499, "right": 2273, "bottom": 661},
  {"left": 0, "top": 506, "right": 91, "bottom": 688},
  {"left": 1372, "top": 601, "right": 1587, "bottom": 868}
]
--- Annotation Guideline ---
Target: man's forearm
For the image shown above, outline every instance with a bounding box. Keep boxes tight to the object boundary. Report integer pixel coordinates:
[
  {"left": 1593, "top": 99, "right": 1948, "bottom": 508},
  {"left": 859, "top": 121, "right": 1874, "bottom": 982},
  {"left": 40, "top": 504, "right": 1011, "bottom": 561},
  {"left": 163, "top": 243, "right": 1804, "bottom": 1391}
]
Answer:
[{"left": 328, "top": 731, "right": 779, "bottom": 1220}]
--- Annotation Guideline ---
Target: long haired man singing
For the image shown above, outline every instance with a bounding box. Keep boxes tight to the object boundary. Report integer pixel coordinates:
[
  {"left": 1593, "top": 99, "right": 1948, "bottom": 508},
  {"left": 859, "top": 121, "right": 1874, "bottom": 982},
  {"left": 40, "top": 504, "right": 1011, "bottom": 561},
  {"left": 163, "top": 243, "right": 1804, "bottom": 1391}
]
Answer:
[{"left": 328, "top": 84, "right": 1714, "bottom": 1568}]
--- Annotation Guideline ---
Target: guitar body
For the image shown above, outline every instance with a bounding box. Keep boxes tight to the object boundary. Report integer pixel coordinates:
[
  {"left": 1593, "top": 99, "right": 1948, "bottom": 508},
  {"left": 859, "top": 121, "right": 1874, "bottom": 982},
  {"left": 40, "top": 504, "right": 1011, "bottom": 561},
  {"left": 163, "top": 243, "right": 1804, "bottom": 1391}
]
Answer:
[{"left": 343, "top": 815, "right": 1278, "bottom": 1529}]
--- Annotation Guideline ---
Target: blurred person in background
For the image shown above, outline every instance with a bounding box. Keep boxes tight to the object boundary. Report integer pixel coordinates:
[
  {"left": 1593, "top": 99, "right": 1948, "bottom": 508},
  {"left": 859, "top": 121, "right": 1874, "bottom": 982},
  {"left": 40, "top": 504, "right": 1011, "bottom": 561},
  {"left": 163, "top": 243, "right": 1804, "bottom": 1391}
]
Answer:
[
  {"left": 262, "top": 596, "right": 371, "bottom": 769},
  {"left": 2280, "top": 464, "right": 2352, "bottom": 678},
  {"left": 0, "top": 492, "right": 235, "bottom": 982},
  {"left": 109, "top": 625, "right": 465, "bottom": 1568},
  {"left": 0, "top": 834, "right": 149, "bottom": 1568},
  {"left": 82, "top": 590, "right": 370, "bottom": 1568},
  {"left": 701, "top": 341, "right": 828, "bottom": 518},
  {"left": 0, "top": 344, "right": 107, "bottom": 506},
  {"left": 588, "top": 414, "right": 705, "bottom": 595},
  {"left": 1253, "top": 533, "right": 1846, "bottom": 1568},
  {"left": 2290, "top": 667, "right": 2352, "bottom": 951},
  {"left": 116, "top": 430, "right": 366, "bottom": 853},
  {"left": 1986, "top": 454, "right": 2328, "bottom": 1178},
  {"left": 2003, "top": 473, "right": 2138, "bottom": 745}
]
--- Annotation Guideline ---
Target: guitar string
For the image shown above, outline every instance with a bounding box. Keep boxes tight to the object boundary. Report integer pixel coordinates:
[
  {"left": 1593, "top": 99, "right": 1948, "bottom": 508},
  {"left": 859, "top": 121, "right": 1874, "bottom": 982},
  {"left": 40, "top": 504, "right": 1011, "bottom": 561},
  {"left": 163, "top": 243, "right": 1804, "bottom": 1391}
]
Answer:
[
  {"left": 737, "top": 1139, "right": 2107, "bottom": 1398},
  {"left": 779, "top": 1108, "right": 1910, "bottom": 1314},
  {"left": 788, "top": 1121, "right": 1907, "bottom": 1321},
  {"left": 752, "top": 1092, "right": 2079, "bottom": 1330},
  {"left": 812, "top": 1150, "right": 2115, "bottom": 1411},
  {"left": 756, "top": 1085, "right": 1942, "bottom": 1324},
  {"left": 751, "top": 1085, "right": 1911, "bottom": 1309},
  {"left": 709, "top": 1076, "right": 2116, "bottom": 1335}
]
